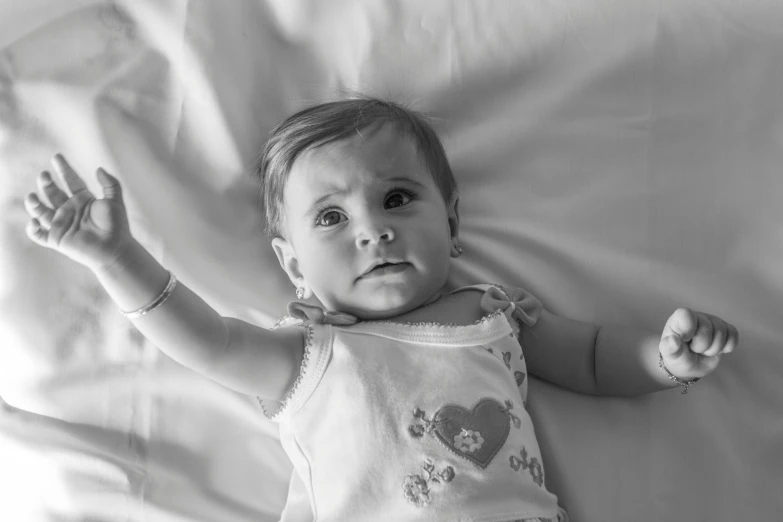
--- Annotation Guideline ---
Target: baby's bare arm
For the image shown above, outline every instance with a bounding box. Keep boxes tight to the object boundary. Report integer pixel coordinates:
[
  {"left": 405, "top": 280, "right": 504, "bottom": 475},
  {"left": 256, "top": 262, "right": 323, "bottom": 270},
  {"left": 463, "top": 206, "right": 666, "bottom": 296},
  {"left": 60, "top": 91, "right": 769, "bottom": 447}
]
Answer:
[
  {"left": 95, "top": 241, "right": 303, "bottom": 399},
  {"left": 521, "top": 310, "right": 677, "bottom": 396},
  {"left": 95, "top": 238, "right": 227, "bottom": 376},
  {"left": 24, "top": 155, "right": 301, "bottom": 400},
  {"left": 522, "top": 307, "right": 737, "bottom": 396}
]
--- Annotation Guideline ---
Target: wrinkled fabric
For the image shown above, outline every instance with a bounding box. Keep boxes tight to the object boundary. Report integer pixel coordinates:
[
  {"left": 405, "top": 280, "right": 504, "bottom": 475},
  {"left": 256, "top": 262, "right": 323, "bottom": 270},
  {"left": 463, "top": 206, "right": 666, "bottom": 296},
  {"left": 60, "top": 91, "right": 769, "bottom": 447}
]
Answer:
[{"left": 2, "top": 1, "right": 782, "bottom": 521}]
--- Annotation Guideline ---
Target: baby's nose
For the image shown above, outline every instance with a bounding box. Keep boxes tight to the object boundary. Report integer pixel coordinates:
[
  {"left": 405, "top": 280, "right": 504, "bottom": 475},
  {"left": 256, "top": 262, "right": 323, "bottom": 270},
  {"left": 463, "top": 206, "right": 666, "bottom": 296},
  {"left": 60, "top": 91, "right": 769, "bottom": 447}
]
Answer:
[{"left": 356, "top": 227, "right": 395, "bottom": 248}]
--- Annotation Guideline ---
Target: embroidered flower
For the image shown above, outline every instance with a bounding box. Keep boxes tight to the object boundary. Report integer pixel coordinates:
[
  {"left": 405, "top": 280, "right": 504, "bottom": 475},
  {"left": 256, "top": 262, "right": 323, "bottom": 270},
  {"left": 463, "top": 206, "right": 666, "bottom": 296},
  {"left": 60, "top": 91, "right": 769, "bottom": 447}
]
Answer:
[
  {"left": 515, "top": 371, "right": 526, "bottom": 387},
  {"left": 439, "top": 466, "right": 455, "bottom": 482},
  {"left": 402, "top": 475, "right": 430, "bottom": 507},
  {"left": 402, "top": 474, "right": 430, "bottom": 506},
  {"left": 408, "top": 407, "right": 443, "bottom": 439},
  {"left": 528, "top": 458, "right": 544, "bottom": 487},
  {"left": 453, "top": 429, "right": 485, "bottom": 453},
  {"left": 402, "top": 459, "right": 455, "bottom": 507},
  {"left": 500, "top": 400, "right": 522, "bottom": 429},
  {"left": 408, "top": 424, "right": 425, "bottom": 438},
  {"left": 509, "top": 447, "right": 545, "bottom": 487}
]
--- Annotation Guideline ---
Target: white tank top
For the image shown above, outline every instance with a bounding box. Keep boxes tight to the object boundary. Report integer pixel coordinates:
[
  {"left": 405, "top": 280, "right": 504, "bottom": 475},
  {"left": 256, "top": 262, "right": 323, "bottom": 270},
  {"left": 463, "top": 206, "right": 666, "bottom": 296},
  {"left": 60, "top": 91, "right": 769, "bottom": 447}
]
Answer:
[{"left": 259, "top": 284, "right": 566, "bottom": 522}]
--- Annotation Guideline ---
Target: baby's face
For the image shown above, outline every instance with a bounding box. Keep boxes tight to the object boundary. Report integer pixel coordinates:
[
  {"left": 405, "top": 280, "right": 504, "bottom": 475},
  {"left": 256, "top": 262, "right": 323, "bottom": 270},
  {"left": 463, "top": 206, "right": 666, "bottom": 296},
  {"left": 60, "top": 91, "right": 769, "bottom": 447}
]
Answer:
[{"left": 272, "top": 123, "right": 458, "bottom": 320}]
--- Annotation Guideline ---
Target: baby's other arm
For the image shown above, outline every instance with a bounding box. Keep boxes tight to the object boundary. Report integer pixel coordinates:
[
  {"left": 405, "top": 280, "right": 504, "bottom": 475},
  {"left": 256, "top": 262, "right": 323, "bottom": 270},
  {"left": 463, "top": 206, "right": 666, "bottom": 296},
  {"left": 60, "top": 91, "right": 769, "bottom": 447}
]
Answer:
[
  {"left": 95, "top": 241, "right": 304, "bottom": 400},
  {"left": 519, "top": 311, "right": 604, "bottom": 395},
  {"left": 520, "top": 308, "right": 737, "bottom": 396}
]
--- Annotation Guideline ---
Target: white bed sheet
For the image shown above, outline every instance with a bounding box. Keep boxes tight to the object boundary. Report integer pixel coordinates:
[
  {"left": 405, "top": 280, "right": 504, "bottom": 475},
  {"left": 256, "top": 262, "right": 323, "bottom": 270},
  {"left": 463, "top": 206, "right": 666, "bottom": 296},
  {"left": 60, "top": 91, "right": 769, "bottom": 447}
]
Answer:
[{"left": 1, "top": 1, "right": 781, "bottom": 520}]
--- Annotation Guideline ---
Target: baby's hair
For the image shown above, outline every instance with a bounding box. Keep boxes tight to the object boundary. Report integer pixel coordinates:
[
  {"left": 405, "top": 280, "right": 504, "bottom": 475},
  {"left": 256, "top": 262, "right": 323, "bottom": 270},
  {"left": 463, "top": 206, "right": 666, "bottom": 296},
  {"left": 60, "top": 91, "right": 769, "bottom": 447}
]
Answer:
[{"left": 253, "top": 94, "right": 458, "bottom": 239}]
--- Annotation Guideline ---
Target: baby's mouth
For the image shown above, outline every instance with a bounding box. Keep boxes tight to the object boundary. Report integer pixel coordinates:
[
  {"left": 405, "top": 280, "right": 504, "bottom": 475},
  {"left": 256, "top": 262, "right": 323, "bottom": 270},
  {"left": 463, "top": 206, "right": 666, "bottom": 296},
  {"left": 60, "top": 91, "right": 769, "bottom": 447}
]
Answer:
[{"left": 360, "top": 262, "right": 410, "bottom": 278}]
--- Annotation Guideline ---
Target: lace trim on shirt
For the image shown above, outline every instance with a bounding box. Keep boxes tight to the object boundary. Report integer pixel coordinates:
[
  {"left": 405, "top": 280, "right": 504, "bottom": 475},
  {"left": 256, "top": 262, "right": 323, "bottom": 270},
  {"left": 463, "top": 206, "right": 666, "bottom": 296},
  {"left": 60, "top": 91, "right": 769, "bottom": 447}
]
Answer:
[
  {"left": 358, "top": 307, "right": 505, "bottom": 330},
  {"left": 256, "top": 322, "right": 314, "bottom": 421}
]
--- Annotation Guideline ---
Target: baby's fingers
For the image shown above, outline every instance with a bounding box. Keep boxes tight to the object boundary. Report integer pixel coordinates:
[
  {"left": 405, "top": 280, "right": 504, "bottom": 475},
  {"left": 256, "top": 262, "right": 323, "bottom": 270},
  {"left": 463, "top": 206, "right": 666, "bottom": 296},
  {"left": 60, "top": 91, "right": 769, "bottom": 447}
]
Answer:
[
  {"left": 37, "top": 170, "right": 68, "bottom": 208},
  {"left": 702, "top": 321, "right": 727, "bottom": 357},
  {"left": 51, "top": 154, "right": 89, "bottom": 197},
  {"left": 23, "top": 193, "right": 55, "bottom": 229},
  {"left": 703, "top": 318, "right": 739, "bottom": 356},
  {"left": 722, "top": 324, "right": 739, "bottom": 354},
  {"left": 25, "top": 218, "right": 49, "bottom": 247}
]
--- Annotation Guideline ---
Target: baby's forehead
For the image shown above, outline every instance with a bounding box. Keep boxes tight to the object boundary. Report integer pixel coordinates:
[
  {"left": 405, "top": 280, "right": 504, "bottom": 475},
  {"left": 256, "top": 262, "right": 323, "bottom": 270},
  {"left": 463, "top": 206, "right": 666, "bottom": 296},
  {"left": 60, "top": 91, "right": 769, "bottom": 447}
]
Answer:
[{"left": 289, "top": 125, "right": 429, "bottom": 191}]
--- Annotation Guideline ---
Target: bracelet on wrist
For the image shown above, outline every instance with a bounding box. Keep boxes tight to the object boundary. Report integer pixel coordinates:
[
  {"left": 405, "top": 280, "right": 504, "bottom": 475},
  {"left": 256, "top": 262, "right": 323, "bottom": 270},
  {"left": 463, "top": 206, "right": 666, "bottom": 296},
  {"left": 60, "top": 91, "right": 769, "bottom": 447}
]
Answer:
[
  {"left": 121, "top": 271, "right": 177, "bottom": 319},
  {"left": 658, "top": 351, "right": 700, "bottom": 394}
]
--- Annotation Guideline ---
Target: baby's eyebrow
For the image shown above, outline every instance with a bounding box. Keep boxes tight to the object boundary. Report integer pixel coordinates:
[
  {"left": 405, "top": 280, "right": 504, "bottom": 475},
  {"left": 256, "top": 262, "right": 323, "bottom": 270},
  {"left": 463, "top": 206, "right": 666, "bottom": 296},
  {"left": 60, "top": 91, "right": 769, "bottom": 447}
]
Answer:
[
  {"left": 384, "top": 176, "right": 426, "bottom": 189},
  {"left": 305, "top": 188, "right": 349, "bottom": 218},
  {"left": 304, "top": 177, "right": 426, "bottom": 217}
]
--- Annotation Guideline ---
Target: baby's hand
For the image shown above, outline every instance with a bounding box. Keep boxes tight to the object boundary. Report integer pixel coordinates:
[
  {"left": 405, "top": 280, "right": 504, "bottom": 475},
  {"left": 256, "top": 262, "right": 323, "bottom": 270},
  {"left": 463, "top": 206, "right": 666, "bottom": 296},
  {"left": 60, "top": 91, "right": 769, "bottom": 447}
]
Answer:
[
  {"left": 658, "top": 308, "right": 739, "bottom": 381},
  {"left": 23, "top": 154, "right": 133, "bottom": 273}
]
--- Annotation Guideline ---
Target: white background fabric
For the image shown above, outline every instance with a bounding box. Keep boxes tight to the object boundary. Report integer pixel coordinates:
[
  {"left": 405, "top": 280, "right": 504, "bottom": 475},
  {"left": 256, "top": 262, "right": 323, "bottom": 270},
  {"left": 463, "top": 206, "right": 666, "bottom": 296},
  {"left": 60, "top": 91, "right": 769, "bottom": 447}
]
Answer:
[{"left": 1, "top": 1, "right": 780, "bottom": 520}]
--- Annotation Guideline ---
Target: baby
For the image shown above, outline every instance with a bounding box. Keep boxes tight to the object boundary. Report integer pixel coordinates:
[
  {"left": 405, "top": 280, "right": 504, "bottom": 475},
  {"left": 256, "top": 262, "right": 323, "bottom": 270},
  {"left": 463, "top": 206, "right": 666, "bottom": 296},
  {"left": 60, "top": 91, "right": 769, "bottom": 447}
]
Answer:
[{"left": 23, "top": 97, "right": 738, "bottom": 522}]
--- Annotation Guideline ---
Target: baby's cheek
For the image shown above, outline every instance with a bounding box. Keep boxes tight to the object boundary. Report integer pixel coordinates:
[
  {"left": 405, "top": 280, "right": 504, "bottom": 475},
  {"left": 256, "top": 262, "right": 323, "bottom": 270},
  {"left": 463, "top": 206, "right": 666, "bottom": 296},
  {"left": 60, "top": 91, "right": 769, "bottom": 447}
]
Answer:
[{"left": 309, "top": 249, "right": 352, "bottom": 285}]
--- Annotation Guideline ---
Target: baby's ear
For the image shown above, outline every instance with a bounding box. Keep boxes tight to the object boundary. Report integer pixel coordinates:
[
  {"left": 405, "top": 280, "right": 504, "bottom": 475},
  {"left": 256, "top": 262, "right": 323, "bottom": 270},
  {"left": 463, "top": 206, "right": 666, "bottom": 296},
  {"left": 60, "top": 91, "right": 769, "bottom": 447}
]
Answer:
[
  {"left": 447, "top": 194, "right": 460, "bottom": 239},
  {"left": 271, "top": 237, "right": 305, "bottom": 287}
]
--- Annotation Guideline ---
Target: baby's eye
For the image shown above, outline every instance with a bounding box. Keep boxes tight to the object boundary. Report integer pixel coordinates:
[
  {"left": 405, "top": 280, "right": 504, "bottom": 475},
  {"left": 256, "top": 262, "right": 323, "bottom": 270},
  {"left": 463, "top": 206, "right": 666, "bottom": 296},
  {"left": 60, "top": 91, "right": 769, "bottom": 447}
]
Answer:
[
  {"left": 316, "top": 210, "right": 344, "bottom": 227},
  {"left": 385, "top": 191, "right": 413, "bottom": 209}
]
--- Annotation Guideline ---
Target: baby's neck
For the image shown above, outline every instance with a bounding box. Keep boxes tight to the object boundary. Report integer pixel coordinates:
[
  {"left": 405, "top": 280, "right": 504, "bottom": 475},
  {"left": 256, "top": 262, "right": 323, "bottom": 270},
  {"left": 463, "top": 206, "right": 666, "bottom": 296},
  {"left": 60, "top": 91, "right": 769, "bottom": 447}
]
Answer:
[{"left": 361, "top": 286, "right": 486, "bottom": 326}]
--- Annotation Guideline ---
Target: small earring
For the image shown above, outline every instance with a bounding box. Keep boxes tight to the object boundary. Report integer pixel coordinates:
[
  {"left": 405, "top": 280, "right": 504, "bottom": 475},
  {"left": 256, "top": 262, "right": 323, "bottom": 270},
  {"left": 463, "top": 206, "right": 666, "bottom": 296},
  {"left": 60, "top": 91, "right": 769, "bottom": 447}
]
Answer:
[
  {"left": 456, "top": 245, "right": 464, "bottom": 256},
  {"left": 296, "top": 287, "right": 304, "bottom": 300}
]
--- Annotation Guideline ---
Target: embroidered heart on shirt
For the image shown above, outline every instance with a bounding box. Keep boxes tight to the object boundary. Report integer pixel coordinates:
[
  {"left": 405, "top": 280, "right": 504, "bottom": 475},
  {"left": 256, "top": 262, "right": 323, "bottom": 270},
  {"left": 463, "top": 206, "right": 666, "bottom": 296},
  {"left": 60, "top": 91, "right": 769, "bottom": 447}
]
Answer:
[{"left": 430, "top": 398, "right": 511, "bottom": 469}]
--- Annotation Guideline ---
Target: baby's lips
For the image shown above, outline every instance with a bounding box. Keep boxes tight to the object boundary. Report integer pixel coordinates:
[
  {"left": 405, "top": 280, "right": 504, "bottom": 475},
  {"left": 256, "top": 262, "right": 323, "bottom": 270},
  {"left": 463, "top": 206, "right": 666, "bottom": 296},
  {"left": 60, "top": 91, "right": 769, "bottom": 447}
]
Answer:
[{"left": 360, "top": 258, "right": 408, "bottom": 276}]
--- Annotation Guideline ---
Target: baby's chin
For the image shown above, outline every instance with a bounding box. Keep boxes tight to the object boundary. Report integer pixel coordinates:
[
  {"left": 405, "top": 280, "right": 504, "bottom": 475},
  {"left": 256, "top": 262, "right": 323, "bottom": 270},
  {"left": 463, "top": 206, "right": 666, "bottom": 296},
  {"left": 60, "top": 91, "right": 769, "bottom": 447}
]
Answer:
[
  {"left": 325, "top": 291, "right": 437, "bottom": 321},
  {"left": 349, "top": 305, "right": 417, "bottom": 321}
]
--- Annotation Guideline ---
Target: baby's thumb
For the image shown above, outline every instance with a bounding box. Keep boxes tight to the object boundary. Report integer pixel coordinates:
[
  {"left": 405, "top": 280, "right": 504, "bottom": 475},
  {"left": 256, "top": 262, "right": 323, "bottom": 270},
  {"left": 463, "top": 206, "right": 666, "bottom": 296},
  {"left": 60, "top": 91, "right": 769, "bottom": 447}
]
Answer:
[
  {"left": 96, "top": 168, "right": 124, "bottom": 202},
  {"left": 660, "top": 334, "right": 687, "bottom": 361}
]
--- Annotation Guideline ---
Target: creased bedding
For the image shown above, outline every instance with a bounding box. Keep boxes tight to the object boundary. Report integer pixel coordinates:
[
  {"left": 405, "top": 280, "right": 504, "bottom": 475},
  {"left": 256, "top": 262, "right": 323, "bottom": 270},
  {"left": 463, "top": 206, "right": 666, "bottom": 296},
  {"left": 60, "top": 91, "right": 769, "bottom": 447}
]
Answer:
[{"left": 1, "top": 1, "right": 781, "bottom": 521}]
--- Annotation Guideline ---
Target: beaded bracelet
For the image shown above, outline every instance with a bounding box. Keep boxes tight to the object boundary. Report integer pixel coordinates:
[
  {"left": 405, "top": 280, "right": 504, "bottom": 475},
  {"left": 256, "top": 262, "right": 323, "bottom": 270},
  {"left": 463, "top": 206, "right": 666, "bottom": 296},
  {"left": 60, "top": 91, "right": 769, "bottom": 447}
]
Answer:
[
  {"left": 121, "top": 271, "right": 178, "bottom": 319},
  {"left": 658, "top": 352, "right": 700, "bottom": 394}
]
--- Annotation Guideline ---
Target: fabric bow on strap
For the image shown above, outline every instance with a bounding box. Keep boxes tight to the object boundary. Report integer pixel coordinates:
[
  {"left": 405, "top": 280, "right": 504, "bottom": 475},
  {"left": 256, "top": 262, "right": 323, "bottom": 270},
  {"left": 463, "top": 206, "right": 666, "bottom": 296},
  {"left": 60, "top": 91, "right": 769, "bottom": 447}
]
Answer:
[
  {"left": 479, "top": 285, "right": 543, "bottom": 337},
  {"left": 286, "top": 301, "right": 359, "bottom": 326}
]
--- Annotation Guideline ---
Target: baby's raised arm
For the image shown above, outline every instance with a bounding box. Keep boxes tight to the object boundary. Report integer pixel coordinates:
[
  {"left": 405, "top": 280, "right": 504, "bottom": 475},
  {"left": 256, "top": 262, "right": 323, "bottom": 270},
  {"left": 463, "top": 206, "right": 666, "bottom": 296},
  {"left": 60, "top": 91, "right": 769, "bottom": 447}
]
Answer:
[
  {"left": 23, "top": 155, "right": 302, "bottom": 400},
  {"left": 95, "top": 240, "right": 304, "bottom": 399}
]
